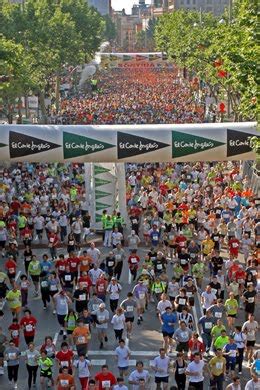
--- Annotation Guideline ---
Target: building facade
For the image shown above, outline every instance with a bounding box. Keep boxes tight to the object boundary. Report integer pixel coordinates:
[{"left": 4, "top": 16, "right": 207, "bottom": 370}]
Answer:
[
  {"left": 87, "top": 0, "right": 111, "bottom": 15},
  {"left": 151, "top": 0, "right": 229, "bottom": 16}
]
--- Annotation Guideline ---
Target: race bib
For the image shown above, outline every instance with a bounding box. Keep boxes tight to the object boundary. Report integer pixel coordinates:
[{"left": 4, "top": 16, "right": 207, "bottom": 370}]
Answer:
[
  {"left": 139, "top": 293, "right": 145, "bottom": 299},
  {"left": 179, "top": 298, "right": 186, "bottom": 305},
  {"left": 41, "top": 281, "right": 48, "bottom": 288},
  {"left": 8, "top": 353, "right": 16, "bottom": 360},
  {"left": 178, "top": 368, "right": 185, "bottom": 374},
  {"left": 157, "top": 264, "right": 163, "bottom": 270},
  {"left": 12, "top": 330, "right": 19, "bottom": 337},
  {"left": 71, "top": 262, "right": 76, "bottom": 268},
  {"left": 79, "top": 294, "right": 86, "bottom": 301},
  {"left": 102, "top": 380, "right": 111, "bottom": 388},
  {"left": 49, "top": 238, "right": 54, "bottom": 243},
  {"left": 215, "top": 312, "right": 222, "bottom": 318},
  {"left": 65, "top": 275, "right": 71, "bottom": 281},
  {"left": 232, "top": 243, "right": 238, "bottom": 248},
  {"left": 238, "top": 279, "right": 244, "bottom": 284},
  {"left": 180, "top": 259, "right": 187, "bottom": 265},
  {"left": 78, "top": 336, "right": 85, "bottom": 343},
  {"left": 25, "top": 324, "right": 33, "bottom": 332},
  {"left": 155, "top": 288, "right": 162, "bottom": 293},
  {"left": 50, "top": 285, "right": 57, "bottom": 291},
  {"left": 152, "top": 235, "right": 158, "bottom": 241},
  {"left": 115, "top": 255, "right": 121, "bottom": 260},
  {"left": 9, "top": 268, "right": 15, "bottom": 274},
  {"left": 108, "top": 261, "right": 114, "bottom": 267},
  {"left": 127, "top": 306, "right": 134, "bottom": 312},
  {"left": 248, "top": 297, "right": 255, "bottom": 303},
  {"left": 60, "top": 379, "right": 69, "bottom": 387},
  {"left": 61, "top": 361, "right": 69, "bottom": 367},
  {"left": 59, "top": 266, "right": 65, "bottom": 271},
  {"left": 131, "top": 258, "right": 137, "bottom": 263},
  {"left": 205, "top": 322, "right": 212, "bottom": 329},
  {"left": 216, "top": 362, "right": 223, "bottom": 370}
]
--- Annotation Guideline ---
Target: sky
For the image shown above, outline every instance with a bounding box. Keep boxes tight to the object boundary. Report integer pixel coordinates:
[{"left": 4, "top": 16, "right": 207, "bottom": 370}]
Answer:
[{"left": 111, "top": 0, "right": 151, "bottom": 14}]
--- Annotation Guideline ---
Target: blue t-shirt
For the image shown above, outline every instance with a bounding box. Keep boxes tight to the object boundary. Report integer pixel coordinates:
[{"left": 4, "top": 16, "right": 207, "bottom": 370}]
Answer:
[
  {"left": 161, "top": 312, "right": 177, "bottom": 334},
  {"left": 150, "top": 230, "right": 160, "bottom": 246},
  {"left": 224, "top": 343, "right": 237, "bottom": 360}
]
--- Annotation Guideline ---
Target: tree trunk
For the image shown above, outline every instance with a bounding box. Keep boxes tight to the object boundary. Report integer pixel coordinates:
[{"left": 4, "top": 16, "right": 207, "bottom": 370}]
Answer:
[
  {"left": 55, "top": 75, "right": 60, "bottom": 114},
  {"left": 39, "top": 91, "right": 47, "bottom": 124}
]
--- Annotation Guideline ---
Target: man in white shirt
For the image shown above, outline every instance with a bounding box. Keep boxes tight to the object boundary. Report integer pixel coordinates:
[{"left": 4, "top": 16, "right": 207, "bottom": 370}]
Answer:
[
  {"left": 128, "top": 361, "right": 150, "bottom": 390},
  {"left": 245, "top": 375, "right": 260, "bottom": 390},
  {"left": 87, "top": 242, "right": 101, "bottom": 267},
  {"left": 151, "top": 348, "right": 170, "bottom": 389},
  {"left": 186, "top": 353, "right": 206, "bottom": 389}
]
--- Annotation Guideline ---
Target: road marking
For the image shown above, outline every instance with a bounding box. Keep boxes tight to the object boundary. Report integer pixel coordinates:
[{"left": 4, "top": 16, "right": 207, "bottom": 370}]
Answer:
[
  {"left": 91, "top": 359, "right": 106, "bottom": 366},
  {"left": 128, "top": 270, "right": 132, "bottom": 284},
  {"left": 88, "top": 350, "right": 177, "bottom": 357},
  {"left": 129, "top": 359, "right": 137, "bottom": 366},
  {"left": 53, "top": 332, "right": 59, "bottom": 345}
]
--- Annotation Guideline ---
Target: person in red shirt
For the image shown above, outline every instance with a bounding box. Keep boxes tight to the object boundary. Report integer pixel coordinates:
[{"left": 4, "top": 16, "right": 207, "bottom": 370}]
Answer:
[
  {"left": 228, "top": 237, "right": 240, "bottom": 258},
  {"left": 228, "top": 260, "right": 240, "bottom": 282},
  {"left": 78, "top": 272, "right": 92, "bottom": 295},
  {"left": 175, "top": 232, "right": 187, "bottom": 253},
  {"left": 10, "top": 197, "right": 20, "bottom": 216},
  {"left": 55, "top": 254, "right": 68, "bottom": 279},
  {"left": 56, "top": 367, "right": 75, "bottom": 390},
  {"left": 188, "top": 332, "right": 205, "bottom": 360},
  {"left": 67, "top": 252, "right": 80, "bottom": 278},
  {"left": 96, "top": 275, "right": 108, "bottom": 301},
  {"left": 128, "top": 250, "right": 140, "bottom": 281},
  {"left": 21, "top": 226, "right": 33, "bottom": 247},
  {"left": 8, "top": 318, "right": 20, "bottom": 347},
  {"left": 95, "top": 365, "right": 116, "bottom": 390},
  {"left": 48, "top": 232, "right": 59, "bottom": 260},
  {"left": 20, "top": 309, "right": 37, "bottom": 345},
  {"left": 56, "top": 342, "right": 74, "bottom": 374},
  {"left": 234, "top": 264, "right": 246, "bottom": 295},
  {"left": 5, "top": 255, "right": 17, "bottom": 282}
]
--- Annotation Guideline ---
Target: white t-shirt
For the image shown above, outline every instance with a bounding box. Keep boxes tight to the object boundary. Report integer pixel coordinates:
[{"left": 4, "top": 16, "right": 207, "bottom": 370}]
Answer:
[
  {"left": 187, "top": 360, "right": 205, "bottom": 382},
  {"left": 152, "top": 356, "right": 170, "bottom": 378},
  {"left": 73, "top": 359, "right": 91, "bottom": 378},
  {"left": 115, "top": 346, "right": 130, "bottom": 368},
  {"left": 111, "top": 314, "right": 125, "bottom": 330}
]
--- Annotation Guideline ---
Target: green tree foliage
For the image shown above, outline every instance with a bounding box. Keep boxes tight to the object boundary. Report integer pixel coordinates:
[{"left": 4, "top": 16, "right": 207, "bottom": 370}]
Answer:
[
  {"left": 0, "top": 0, "right": 105, "bottom": 121},
  {"left": 102, "top": 14, "right": 116, "bottom": 41},
  {"left": 155, "top": 0, "right": 257, "bottom": 120}
]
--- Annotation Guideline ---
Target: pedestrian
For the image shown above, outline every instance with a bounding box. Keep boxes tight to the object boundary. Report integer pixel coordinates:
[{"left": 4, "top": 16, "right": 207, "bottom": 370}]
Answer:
[
  {"left": 151, "top": 348, "right": 171, "bottom": 390},
  {"left": 25, "top": 342, "right": 40, "bottom": 389},
  {"left": 173, "top": 352, "right": 187, "bottom": 390},
  {"left": 111, "top": 308, "right": 125, "bottom": 341},
  {"left": 20, "top": 309, "right": 37, "bottom": 345},
  {"left": 115, "top": 339, "right": 130, "bottom": 377},
  {"left": 73, "top": 354, "right": 91, "bottom": 390},
  {"left": 5, "top": 339, "right": 20, "bottom": 389},
  {"left": 209, "top": 349, "right": 226, "bottom": 390}
]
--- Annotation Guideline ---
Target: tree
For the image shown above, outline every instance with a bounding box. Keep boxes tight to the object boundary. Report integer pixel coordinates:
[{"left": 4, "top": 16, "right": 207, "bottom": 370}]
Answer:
[
  {"left": 102, "top": 14, "right": 116, "bottom": 41},
  {"left": 1, "top": 0, "right": 105, "bottom": 121},
  {"left": 155, "top": 1, "right": 257, "bottom": 121}
]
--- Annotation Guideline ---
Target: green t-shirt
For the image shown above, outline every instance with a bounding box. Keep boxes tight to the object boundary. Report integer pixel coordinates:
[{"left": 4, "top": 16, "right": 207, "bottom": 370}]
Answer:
[
  {"left": 224, "top": 298, "right": 238, "bottom": 315},
  {"left": 6, "top": 290, "right": 21, "bottom": 309},
  {"left": 211, "top": 325, "right": 226, "bottom": 339},
  {"left": 28, "top": 261, "right": 41, "bottom": 276},
  {"left": 65, "top": 313, "right": 78, "bottom": 331},
  {"left": 214, "top": 335, "right": 229, "bottom": 349}
]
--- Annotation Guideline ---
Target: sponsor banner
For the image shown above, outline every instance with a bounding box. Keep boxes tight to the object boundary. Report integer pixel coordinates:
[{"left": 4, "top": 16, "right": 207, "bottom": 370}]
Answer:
[
  {"left": 0, "top": 122, "right": 257, "bottom": 162},
  {"left": 9, "top": 131, "right": 61, "bottom": 159},
  {"left": 93, "top": 163, "right": 117, "bottom": 229},
  {"left": 227, "top": 129, "right": 255, "bottom": 157},
  {"left": 172, "top": 131, "right": 225, "bottom": 158},
  {"left": 117, "top": 132, "right": 169, "bottom": 159}
]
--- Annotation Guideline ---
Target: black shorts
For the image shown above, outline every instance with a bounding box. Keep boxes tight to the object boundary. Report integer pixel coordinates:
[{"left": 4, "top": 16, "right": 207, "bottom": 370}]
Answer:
[
  {"left": 49, "top": 290, "right": 58, "bottom": 297},
  {"left": 40, "top": 370, "right": 52, "bottom": 378},
  {"left": 125, "top": 317, "right": 134, "bottom": 323},
  {"left": 57, "top": 314, "right": 66, "bottom": 326},
  {"left": 227, "top": 314, "right": 237, "bottom": 318},
  {"left": 36, "top": 229, "right": 43, "bottom": 235},
  {"left": 176, "top": 342, "right": 189, "bottom": 352},
  {"left": 0, "top": 241, "right": 6, "bottom": 249},
  {"left": 155, "top": 376, "right": 169, "bottom": 384},
  {"left": 162, "top": 331, "right": 174, "bottom": 338},
  {"left": 31, "top": 275, "right": 40, "bottom": 282},
  {"left": 246, "top": 340, "right": 255, "bottom": 347},
  {"left": 0, "top": 352, "right": 4, "bottom": 358}
]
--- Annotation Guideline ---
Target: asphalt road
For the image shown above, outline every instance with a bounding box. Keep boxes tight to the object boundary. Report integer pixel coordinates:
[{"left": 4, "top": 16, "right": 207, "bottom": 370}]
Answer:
[{"left": 0, "top": 243, "right": 258, "bottom": 389}]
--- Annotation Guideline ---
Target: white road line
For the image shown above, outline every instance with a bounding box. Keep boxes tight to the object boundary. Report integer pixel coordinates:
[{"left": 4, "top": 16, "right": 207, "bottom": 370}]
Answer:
[
  {"left": 90, "top": 359, "right": 106, "bottom": 366},
  {"left": 128, "top": 270, "right": 132, "bottom": 284},
  {"left": 53, "top": 332, "right": 59, "bottom": 345},
  {"left": 88, "top": 350, "right": 177, "bottom": 357}
]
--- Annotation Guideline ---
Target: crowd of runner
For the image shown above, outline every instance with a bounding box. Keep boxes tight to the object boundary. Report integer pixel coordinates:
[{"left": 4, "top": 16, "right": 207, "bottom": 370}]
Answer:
[
  {"left": 51, "top": 69, "right": 205, "bottom": 125},
  {"left": 0, "top": 67, "right": 259, "bottom": 390}
]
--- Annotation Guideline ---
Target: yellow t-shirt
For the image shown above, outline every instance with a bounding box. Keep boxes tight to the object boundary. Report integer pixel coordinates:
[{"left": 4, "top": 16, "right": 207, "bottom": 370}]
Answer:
[
  {"left": 209, "top": 356, "right": 226, "bottom": 376},
  {"left": 6, "top": 290, "right": 21, "bottom": 309},
  {"left": 224, "top": 298, "right": 238, "bottom": 315}
]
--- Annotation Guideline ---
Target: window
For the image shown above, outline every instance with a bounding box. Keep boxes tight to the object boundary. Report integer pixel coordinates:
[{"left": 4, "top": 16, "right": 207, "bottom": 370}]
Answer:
[{"left": 186, "top": 0, "right": 190, "bottom": 5}]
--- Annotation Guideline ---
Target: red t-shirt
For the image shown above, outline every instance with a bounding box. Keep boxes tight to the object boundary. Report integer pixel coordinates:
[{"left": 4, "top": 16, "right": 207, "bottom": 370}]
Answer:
[
  {"left": 128, "top": 255, "right": 140, "bottom": 269},
  {"left": 8, "top": 323, "right": 20, "bottom": 344},
  {"left": 95, "top": 372, "right": 116, "bottom": 390},
  {"left": 96, "top": 279, "right": 107, "bottom": 295},
  {"left": 56, "top": 259, "right": 68, "bottom": 273},
  {"left": 5, "top": 259, "right": 17, "bottom": 275},
  {"left": 56, "top": 349, "right": 74, "bottom": 369},
  {"left": 20, "top": 315, "right": 37, "bottom": 336},
  {"left": 67, "top": 257, "right": 80, "bottom": 273},
  {"left": 78, "top": 276, "right": 92, "bottom": 292}
]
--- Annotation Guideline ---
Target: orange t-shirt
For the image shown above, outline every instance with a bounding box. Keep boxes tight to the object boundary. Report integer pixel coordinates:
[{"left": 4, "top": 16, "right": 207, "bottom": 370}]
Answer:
[
  {"left": 72, "top": 326, "right": 90, "bottom": 345},
  {"left": 79, "top": 256, "right": 92, "bottom": 273},
  {"left": 57, "top": 373, "right": 74, "bottom": 389}
]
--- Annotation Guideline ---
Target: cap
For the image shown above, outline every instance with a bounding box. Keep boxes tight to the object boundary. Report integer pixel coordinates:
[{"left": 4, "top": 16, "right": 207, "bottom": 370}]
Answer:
[{"left": 99, "top": 303, "right": 105, "bottom": 309}]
